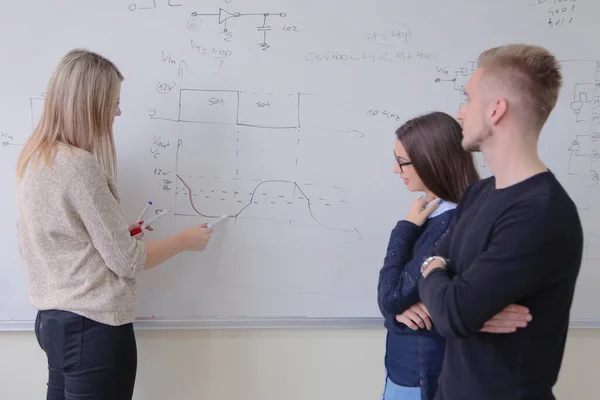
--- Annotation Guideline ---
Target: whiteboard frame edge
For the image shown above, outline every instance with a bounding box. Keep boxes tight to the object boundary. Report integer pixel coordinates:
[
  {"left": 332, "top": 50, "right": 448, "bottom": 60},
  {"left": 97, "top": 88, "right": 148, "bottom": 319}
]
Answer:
[{"left": 0, "top": 318, "right": 599, "bottom": 331}]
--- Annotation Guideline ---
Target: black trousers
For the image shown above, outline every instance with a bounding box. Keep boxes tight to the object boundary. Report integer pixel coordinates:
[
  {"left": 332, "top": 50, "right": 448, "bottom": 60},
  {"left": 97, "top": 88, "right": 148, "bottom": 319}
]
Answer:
[{"left": 34, "top": 310, "right": 137, "bottom": 400}]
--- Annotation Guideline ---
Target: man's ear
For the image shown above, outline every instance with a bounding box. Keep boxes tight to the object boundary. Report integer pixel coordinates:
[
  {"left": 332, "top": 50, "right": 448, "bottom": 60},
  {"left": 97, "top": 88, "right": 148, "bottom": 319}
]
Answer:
[{"left": 489, "top": 97, "right": 508, "bottom": 126}]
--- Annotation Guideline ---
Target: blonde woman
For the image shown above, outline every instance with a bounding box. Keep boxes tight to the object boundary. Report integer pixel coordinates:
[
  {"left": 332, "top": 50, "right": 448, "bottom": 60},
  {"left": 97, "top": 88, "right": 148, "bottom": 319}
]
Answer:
[{"left": 16, "top": 49, "right": 212, "bottom": 400}]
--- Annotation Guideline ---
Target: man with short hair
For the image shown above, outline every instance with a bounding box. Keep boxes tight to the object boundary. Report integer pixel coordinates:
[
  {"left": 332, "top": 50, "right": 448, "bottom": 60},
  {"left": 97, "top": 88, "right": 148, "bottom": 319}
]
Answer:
[{"left": 418, "top": 44, "right": 584, "bottom": 399}]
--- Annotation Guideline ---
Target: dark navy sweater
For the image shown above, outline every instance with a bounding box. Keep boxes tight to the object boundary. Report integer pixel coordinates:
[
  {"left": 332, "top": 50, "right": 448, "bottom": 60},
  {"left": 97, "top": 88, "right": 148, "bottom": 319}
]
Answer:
[
  {"left": 419, "top": 172, "right": 583, "bottom": 400},
  {"left": 377, "top": 209, "right": 454, "bottom": 399}
]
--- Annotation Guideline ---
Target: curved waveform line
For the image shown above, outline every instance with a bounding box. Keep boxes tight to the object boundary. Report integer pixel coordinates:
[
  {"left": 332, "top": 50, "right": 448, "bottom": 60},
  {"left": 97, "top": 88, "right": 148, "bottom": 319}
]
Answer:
[
  {"left": 287, "top": 183, "right": 358, "bottom": 235},
  {"left": 235, "top": 180, "right": 359, "bottom": 236},
  {"left": 234, "top": 179, "right": 294, "bottom": 217},
  {"left": 176, "top": 174, "right": 360, "bottom": 237},
  {"left": 176, "top": 174, "right": 223, "bottom": 219}
]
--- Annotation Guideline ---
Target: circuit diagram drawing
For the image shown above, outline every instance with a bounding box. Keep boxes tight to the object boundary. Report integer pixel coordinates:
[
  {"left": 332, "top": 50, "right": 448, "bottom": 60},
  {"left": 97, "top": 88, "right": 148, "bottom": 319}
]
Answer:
[
  {"left": 434, "top": 61, "right": 476, "bottom": 105},
  {"left": 563, "top": 60, "right": 600, "bottom": 211},
  {"left": 567, "top": 133, "right": 600, "bottom": 208},
  {"left": 433, "top": 61, "right": 488, "bottom": 171},
  {"left": 190, "top": 8, "right": 287, "bottom": 50}
]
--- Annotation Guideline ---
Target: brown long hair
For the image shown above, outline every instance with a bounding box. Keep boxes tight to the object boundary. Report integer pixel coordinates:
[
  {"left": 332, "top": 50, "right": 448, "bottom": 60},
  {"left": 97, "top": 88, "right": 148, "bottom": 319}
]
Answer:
[
  {"left": 396, "top": 111, "right": 479, "bottom": 203},
  {"left": 16, "top": 49, "right": 124, "bottom": 179}
]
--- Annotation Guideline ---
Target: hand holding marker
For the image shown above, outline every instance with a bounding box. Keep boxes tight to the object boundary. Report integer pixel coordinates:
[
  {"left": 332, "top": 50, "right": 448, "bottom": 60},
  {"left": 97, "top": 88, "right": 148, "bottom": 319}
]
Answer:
[
  {"left": 207, "top": 213, "right": 229, "bottom": 229},
  {"left": 130, "top": 201, "right": 168, "bottom": 236},
  {"left": 143, "top": 209, "right": 169, "bottom": 229},
  {"left": 129, "top": 202, "right": 226, "bottom": 236}
]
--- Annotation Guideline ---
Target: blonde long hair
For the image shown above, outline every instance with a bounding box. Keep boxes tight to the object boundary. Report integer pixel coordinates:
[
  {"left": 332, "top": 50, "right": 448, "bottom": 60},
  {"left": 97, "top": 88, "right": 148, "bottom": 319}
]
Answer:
[{"left": 16, "top": 49, "right": 124, "bottom": 179}]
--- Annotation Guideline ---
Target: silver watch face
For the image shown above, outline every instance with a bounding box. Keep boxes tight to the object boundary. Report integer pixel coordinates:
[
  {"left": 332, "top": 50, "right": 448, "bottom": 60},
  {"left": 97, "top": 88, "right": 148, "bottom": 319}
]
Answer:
[{"left": 421, "top": 256, "right": 433, "bottom": 272}]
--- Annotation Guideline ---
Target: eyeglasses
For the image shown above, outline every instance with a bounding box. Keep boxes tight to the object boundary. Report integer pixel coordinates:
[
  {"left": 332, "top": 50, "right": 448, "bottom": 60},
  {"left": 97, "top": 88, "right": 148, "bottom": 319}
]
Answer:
[{"left": 394, "top": 152, "right": 413, "bottom": 173}]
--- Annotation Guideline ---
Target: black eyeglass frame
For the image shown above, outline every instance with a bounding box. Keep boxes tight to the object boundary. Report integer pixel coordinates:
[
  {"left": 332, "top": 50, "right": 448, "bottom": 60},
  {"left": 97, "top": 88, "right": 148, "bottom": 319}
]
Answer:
[{"left": 394, "top": 152, "right": 413, "bottom": 173}]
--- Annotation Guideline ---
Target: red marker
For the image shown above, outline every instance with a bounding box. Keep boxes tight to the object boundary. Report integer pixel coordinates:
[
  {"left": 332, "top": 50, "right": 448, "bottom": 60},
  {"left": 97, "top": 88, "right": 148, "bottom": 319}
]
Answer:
[
  {"left": 130, "top": 201, "right": 153, "bottom": 236},
  {"left": 130, "top": 222, "right": 143, "bottom": 236}
]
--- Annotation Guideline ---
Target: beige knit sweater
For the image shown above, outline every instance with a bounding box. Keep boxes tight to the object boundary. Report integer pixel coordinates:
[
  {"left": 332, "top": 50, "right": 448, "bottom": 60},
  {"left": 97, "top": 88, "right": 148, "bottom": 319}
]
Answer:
[{"left": 16, "top": 145, "right": 147, "bottom": 326}]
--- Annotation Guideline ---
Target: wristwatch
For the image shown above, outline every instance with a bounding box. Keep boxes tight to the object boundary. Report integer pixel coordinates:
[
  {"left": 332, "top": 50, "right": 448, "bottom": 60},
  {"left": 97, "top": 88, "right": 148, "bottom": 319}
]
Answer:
[{"left": 420, "top": 256, "right": 447, "bottom": 276}]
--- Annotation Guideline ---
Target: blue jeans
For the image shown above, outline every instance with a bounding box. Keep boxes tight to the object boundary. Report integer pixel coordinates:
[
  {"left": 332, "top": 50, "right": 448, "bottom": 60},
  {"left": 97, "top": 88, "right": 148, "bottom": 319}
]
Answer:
[
  {"left": 34, "top": 310, "right": 137, "bottom": 400},
  {"left": 382, "top": 376, "right": 422, "bottom": 400}
]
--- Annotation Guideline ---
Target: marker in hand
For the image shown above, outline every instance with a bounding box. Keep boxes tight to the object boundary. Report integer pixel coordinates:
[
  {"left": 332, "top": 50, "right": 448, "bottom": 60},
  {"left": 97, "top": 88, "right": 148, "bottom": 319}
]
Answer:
[
  {"left": 131, "top": 201, "right": 153, "bottom": 236},
  {"left": 130, "top": 203, "right": 168, "bottom": 236},
  {"left": 130, "top": 209, "right": 169, "bottom": 236},
  {"left": 207, "top": 214, "right": 229, "bottom": 229},
  {"left": 143, "top": 209, "right": 169, "bottom": 229},
  {"left": 137, "top": 201, "right": 152, "bottom": 222},
  {"left": 130, "top": 223, "right": 144, "bottom": 237}
]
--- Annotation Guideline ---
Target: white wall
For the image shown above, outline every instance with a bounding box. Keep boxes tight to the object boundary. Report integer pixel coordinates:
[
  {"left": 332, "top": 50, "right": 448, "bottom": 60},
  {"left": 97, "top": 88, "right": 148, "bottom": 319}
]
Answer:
[{"left": 0, "top": 328, "right": 597, "bottom": 399}]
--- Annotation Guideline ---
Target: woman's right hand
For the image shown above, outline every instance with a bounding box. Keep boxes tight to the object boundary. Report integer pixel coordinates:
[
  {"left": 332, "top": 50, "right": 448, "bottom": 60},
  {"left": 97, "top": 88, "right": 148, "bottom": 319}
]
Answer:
[
  {"left": 181, "top": 224, "right": 213, "bottom": 251},
  {"left": 396, "top": 302, "right": 432, "bottom": 331},
  {"left": 405, "top": 196, "right": 441, "bottom": 226}
]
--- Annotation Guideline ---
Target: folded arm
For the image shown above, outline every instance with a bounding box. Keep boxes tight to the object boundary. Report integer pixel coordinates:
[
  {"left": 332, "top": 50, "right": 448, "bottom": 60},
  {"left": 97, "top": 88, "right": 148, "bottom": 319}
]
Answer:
[
  {"left": 419, "top": 202, "right": 572, "bottom": 338},
  {"left": 378, "top": 219, "right": 449, "bottom": 318}
]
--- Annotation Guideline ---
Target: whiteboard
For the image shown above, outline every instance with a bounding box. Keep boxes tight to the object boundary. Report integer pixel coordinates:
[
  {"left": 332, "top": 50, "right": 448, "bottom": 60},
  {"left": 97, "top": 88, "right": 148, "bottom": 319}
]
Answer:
[{"left": 1, "top": 0, "right": 599, "bottom": 330}]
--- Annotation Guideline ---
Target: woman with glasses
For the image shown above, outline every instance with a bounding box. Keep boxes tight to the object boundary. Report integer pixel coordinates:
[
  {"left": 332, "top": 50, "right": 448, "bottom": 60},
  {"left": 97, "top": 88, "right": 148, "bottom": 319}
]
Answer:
[
  {"left": 377, "top": 111, "right": 532, "bottom": 399},
  {"left": 377, "top": 111, "right": 478, "bottom": 399}
]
